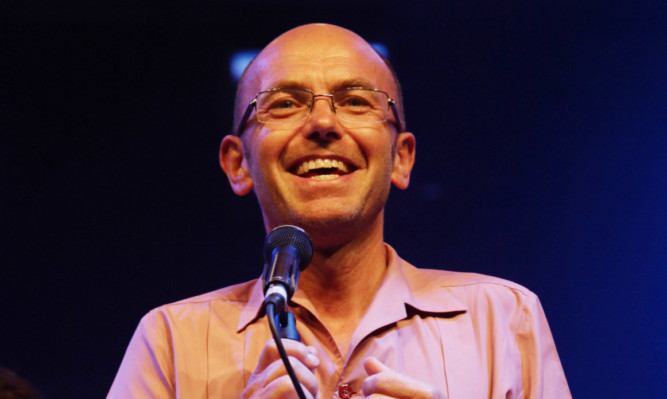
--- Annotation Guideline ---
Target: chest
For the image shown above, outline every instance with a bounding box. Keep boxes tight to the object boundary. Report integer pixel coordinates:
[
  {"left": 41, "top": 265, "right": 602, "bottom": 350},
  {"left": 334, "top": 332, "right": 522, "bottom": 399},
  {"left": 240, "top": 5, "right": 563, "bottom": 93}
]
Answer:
[
  {"left": 182, "top": 310, "right": 521, "bottom": 399},
  {"left": 231, "top": 313, "right": 518, "bottom": 398}
]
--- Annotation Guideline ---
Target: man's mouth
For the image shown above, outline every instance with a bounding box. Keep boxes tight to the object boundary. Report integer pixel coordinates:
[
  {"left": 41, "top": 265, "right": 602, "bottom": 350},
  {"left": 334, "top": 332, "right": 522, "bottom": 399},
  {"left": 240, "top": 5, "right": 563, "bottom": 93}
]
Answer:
[{"left": 292, "top": 158, "right": 354, "bottom": 181}]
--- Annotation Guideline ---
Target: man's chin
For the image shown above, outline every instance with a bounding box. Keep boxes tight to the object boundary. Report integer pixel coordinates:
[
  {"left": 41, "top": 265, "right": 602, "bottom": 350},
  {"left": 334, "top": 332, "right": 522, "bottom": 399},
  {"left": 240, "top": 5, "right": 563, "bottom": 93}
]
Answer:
[
  {"left": 284, "top": 205, "right": 352, "bottom": 227},
  {"left": 288, "top": 208, "right": 380, "bottom": 247},
  {"left": 294, "top": 211, "right": 360, "bottom": 230}
]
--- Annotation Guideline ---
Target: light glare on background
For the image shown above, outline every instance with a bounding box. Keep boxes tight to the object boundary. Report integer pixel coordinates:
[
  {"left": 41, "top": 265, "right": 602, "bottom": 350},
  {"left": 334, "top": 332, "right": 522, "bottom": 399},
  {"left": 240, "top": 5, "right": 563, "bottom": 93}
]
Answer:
[{"left": 230, "top": 43, "right": 389, "bottom": 82}]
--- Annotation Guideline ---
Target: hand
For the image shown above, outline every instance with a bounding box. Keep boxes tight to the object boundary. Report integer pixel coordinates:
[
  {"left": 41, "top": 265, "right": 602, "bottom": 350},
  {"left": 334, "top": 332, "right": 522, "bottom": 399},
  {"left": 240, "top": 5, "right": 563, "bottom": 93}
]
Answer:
[
  {"left": 361, "top": 357, "right": 445, "bottom": 399},
  {"left": 242, "top": 338, "right": 320, "bottom": 399}
]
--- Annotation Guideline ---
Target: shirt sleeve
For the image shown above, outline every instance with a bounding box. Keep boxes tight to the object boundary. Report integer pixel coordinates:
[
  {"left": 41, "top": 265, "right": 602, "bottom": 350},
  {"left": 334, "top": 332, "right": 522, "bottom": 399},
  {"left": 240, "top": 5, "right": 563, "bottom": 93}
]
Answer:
[
  {"left": 107, "top": 309, "right": 176, "bottom": 398},
  {"left": 515, "top": 293, "right": 571, "bottom": 398}
]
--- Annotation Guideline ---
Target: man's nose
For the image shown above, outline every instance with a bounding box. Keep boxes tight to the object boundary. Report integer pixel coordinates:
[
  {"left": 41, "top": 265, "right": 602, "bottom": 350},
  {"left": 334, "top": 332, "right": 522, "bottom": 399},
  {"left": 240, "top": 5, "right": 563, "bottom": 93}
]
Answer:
[{"left": 303, "top": 96, "right": 341, "bottom": 141}]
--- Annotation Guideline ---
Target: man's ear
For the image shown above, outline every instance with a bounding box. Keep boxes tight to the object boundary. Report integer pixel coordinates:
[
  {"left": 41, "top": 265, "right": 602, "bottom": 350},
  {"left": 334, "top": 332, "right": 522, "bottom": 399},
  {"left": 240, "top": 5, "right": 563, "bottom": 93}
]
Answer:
[
  {"left": 391, "top": 132, "right": 416, "bottom": 190},
  {"left": 219, "top": 135, "right": 254, "bottom": 196}
]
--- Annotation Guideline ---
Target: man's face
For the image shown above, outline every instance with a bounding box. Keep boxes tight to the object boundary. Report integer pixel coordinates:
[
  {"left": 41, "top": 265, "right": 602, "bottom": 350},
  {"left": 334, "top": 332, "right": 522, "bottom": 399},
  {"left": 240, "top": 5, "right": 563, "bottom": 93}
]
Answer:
[{"left": 223, "top": 24, "right": 414, "bottom": 243}]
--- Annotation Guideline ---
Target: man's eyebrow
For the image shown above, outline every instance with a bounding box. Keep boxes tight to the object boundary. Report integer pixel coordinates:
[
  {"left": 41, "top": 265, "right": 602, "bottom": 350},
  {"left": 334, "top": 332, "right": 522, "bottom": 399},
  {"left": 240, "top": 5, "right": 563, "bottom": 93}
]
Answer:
[
  {"left": 264, "top": 78, "right": 378, "bottom": 92},
  {"left": 330, "top": 78, "right": 377, "bottom": 91}
]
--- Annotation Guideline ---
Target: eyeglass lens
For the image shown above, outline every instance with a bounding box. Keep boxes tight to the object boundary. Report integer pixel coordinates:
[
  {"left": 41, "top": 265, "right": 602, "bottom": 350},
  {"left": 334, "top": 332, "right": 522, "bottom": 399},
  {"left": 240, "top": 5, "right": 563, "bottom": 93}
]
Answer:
[{"left": 256, "top": 88, "right": 389, "bottom": 124}]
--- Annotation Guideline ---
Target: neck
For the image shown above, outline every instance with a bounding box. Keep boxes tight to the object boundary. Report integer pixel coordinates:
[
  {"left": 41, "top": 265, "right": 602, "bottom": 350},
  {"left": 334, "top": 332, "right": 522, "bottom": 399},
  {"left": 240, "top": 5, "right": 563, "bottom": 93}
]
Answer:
[{"left": 297, "top": 216, "right": 388, "bottom": 344}]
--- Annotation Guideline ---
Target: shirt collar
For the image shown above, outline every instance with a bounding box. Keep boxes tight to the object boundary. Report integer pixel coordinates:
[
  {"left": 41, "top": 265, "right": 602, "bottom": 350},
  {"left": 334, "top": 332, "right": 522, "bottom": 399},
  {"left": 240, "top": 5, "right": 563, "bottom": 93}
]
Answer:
[
  {"left": 382, "top": 244, "right": 468, "bottom": 315},
  {"left": 346, "top": 244, "right": 468, "bottom": 349},
  {"left": 237, "top": 278, "right": 265, "bottom": 333},
  {"left": 236, "top": 243, "right": 468, "bottom": 333}
]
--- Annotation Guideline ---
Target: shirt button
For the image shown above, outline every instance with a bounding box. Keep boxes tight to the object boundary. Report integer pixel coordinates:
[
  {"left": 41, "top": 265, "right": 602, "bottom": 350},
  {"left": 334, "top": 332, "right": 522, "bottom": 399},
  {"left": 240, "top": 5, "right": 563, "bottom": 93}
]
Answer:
[{"left": 338, "top": 383, "right": 353, "bottom": 399}]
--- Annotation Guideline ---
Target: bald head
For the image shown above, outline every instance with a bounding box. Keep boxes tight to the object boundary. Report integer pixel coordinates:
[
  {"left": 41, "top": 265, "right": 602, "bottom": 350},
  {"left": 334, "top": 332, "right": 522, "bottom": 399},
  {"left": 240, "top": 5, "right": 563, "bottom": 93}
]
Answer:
[{"left": 233, "top": 24, "right": 404, "bottom": 134}]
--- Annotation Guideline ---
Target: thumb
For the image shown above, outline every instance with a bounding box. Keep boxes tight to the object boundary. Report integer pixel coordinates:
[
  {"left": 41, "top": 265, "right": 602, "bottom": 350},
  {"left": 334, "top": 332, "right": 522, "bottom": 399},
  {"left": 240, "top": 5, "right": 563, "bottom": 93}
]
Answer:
[{"left": 363, "top": 356, "right": 391, "bottom": 376}]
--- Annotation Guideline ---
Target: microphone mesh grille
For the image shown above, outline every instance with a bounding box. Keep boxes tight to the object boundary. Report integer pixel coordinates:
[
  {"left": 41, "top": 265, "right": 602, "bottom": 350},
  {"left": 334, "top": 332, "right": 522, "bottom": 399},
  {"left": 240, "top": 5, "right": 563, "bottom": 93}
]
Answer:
[{"left": 263, "top": 225, "right": 313, "bottom": 271}]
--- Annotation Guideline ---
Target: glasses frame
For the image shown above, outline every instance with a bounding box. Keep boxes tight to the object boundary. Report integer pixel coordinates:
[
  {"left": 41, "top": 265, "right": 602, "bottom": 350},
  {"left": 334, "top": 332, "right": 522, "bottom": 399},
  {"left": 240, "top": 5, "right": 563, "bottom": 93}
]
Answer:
[{"left": 235, "top": 86, "right": 403, "bottom": 136}]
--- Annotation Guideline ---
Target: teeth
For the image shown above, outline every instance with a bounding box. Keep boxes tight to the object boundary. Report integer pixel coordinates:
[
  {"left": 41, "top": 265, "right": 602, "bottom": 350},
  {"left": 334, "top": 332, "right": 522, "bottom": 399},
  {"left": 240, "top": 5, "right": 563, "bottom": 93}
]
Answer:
[
  {"left": 295, "top": 158, "right": 351, "bottom": 177},
  {"left": 310, "top": 174, "right": 339, "bottom": 181}
]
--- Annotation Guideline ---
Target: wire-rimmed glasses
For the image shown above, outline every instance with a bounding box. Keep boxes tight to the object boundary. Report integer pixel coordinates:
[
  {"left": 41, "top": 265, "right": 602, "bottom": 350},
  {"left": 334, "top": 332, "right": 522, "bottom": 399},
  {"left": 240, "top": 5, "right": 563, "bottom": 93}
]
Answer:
[{"left": 236, "top": 87, "right": 402, "bottom": 136}]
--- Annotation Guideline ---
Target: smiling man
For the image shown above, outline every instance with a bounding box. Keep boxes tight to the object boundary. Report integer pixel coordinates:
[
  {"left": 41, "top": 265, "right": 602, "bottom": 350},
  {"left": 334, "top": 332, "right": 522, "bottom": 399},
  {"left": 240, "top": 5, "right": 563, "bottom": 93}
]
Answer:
[{"left": 109, "top": 24, "right": 570, "bottom": 399}]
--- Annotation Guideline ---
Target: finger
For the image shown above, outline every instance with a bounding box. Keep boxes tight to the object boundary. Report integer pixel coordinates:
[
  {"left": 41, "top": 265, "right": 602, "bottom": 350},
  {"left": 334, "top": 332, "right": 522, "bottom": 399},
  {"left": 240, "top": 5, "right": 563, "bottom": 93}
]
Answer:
[
  {"left": 363, "top": 356, "right": 391, "bottom": 376},
  {"left": 284, "top": 356, "right": 319, "bottom": 396},
  {"left": 256, "top": 339, "right": 319, "bottom": 372},
  {"left": 362, "top": 372, "right": 407, "bottom": 398},
  {"left": 261, "top": 355, "right": 319, "bottom": 393},
  {"left": 262, "top": 376, "right": 314, "bottom": 399},
  {"left": 305, "top": 345, "right": 320, "bottom": 371},
  {"left": 245, "top": 355, "right": 319, "bottom": 399},
  {"left": 364, "top": 376, "right": 443, "bottom": 399},
  {"left": 362, "top": 358, "right": 406, "bottom": 397},
  {"left": 361, "top": 359, "right": 443, "bottom": 399},
  {"left": 363, "top": 373, "right": 442, "bottom": 399},
  {"left": 295, "top": 359, "right": 319, "bottom": 398},
  {"left": 262, "top": 369, "right": 319, "bottom": 399}
]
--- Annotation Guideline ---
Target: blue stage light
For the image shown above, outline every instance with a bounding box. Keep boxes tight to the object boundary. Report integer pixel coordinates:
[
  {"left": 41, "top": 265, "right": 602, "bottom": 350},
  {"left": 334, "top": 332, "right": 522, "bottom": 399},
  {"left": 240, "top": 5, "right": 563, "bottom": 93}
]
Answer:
[{"left": 230, "top": 43, "right": 389, "bottom": 82}]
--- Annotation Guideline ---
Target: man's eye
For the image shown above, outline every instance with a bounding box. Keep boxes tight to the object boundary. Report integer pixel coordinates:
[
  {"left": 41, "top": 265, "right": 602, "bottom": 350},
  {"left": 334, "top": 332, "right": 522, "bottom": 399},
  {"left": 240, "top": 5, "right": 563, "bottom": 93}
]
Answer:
[
  {"left": 273, "top": 100, "right": 295, "bottom": 109},
  {"left": 339, "top": 96, "right": 372, "bottom": 108}
]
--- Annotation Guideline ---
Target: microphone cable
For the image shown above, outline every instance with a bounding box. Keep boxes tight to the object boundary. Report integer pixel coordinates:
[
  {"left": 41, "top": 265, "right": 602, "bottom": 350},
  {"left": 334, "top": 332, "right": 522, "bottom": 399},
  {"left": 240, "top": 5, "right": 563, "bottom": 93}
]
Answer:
[{"left": 265, "top": 302, "right": 308, "bottom": 399}]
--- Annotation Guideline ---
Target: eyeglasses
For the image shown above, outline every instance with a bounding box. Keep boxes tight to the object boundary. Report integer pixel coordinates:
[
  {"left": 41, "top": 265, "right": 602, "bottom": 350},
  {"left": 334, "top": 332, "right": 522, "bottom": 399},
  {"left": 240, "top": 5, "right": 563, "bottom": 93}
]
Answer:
[{"left": 236, "top": 87, "right": 402, "bottom": 136}]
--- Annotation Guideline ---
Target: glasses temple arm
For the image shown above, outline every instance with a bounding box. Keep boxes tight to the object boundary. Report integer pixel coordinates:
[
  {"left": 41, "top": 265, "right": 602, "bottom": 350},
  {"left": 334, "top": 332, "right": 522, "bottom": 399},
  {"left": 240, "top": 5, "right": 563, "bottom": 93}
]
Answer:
[
  {"left": 388, "top": 99, "right": 403, "bottom": 133},
  {"left": 236, "top": 99, "right": 257, "bottom": 137}
]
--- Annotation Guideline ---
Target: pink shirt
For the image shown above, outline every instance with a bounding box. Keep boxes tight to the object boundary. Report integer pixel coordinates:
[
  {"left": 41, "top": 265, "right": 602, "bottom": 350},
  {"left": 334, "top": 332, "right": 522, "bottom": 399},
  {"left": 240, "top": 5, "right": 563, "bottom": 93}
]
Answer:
[{"left": 108, "top": 245, "right": 570, "bottom": 398}]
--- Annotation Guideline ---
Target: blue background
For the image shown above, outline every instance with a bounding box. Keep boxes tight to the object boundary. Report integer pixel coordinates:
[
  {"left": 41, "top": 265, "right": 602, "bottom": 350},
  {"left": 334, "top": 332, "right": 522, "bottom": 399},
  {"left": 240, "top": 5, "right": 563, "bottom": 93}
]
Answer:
[{"left": 2, "top": 1, "right": 665, "bottom": 397}]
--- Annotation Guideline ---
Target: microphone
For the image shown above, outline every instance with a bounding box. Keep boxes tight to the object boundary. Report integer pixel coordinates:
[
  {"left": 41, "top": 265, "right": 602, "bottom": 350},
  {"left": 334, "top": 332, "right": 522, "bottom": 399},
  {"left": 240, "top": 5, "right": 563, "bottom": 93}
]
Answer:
[
  {"left": 261, "top": 225, "right": 313, "bottom": 399},
  {"left": 262, "top": 225, "right": 313, "bottom": 311}
]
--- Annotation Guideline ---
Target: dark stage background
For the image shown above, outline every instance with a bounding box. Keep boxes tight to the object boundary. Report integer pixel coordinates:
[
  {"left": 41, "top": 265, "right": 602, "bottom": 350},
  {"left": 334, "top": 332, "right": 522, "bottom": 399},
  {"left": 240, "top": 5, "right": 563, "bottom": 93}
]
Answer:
[{"left": 2, "top": 1, "right": 665, "bottom": 397}]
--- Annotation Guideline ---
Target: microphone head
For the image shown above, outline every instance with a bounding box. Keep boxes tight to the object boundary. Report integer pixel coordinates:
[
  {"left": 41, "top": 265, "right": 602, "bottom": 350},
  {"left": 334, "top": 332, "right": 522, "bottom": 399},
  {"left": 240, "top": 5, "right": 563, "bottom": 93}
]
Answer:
[{"left": 263, "top": 225, "right": 313, "bottom": 271}]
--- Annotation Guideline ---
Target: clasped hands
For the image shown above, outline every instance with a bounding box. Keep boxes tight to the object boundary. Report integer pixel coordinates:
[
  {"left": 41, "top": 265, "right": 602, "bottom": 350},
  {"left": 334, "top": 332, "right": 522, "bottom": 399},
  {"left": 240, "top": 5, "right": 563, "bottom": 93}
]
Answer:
[{"left": 242, "top": 339, "right": 445, "bottom": 399}]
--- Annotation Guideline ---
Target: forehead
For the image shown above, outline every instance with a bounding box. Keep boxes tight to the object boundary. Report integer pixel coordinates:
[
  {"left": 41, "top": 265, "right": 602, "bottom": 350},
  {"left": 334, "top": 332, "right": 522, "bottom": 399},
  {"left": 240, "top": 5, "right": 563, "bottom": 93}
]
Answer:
[{"left": 244, "top": 26, "right": 396, "bottom": 97}]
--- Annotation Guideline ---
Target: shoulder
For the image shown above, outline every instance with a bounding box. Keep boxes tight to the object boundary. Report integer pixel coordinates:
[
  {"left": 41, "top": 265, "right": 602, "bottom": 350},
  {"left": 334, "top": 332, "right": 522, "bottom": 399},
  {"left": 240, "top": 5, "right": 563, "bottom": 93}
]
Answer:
[
  {"left": 140, "top": 279, "right": 259, "bottom": 326},
  {"left": 400, "top": 261, "right": 545, "bottom": 337},
  {"left": 398, "top": 257, "right": 540, "bottom": 317},
  {"left": 409, "top": 265, "right": 533, "bottom": 296},
  {"left": 387, "top": 244, "right": 535, "bottom": 302},
  {"left": 169, "top": 279, "right": 258, "bottom": 306}
]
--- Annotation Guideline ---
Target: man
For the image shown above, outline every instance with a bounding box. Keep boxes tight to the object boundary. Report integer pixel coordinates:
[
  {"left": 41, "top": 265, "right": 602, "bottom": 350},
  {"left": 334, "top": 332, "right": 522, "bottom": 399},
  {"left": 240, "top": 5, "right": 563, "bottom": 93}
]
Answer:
[{"left": 109, "top": 24, "right": 570, "bottom": 398}]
